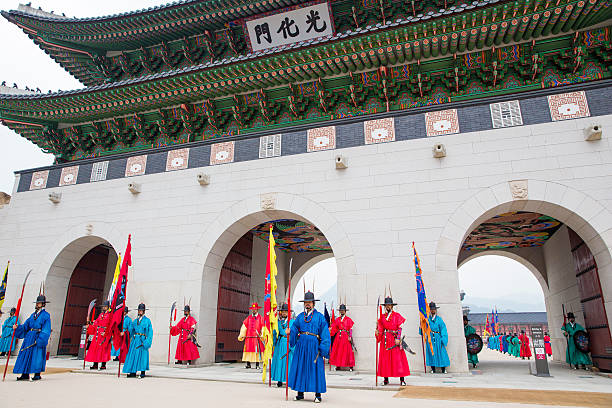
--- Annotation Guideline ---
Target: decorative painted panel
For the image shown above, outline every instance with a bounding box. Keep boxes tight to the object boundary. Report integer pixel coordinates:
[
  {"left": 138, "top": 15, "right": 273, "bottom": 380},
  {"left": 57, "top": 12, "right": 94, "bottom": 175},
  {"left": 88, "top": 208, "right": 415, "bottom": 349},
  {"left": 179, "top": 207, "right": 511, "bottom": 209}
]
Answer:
[
  {"left": 259, "top": 134, "right": 282, "bottom": 158},
  {"left": 125, "top": 155, "right": 147, "bottom": 177},
  {"left": 29, "top": 170, "right": 49, "bottom": 190},
  {"left": 90, "top": 161, "right": 108, "bottom": 182},
  {"left": 210, "top": 141, "right": 235, "bottom": 165},
  {"left": 364, "top": 117, "right": 395, "bottom": 144},
  {"left": 490, "top": 101, "right": 523, "bottom": 128},
  {"left": 425, "top": 109, "right": 460, "bottom": 136},
  {"left": 59, "top": 166, "right": 79, "bottom": 186},
  {"left": 166, "top": 148, "right": 190, "bottom": 171},
  {"left": 548, "top": 91, "right": 590, "bottom": 121},
  {"left": 307, "top": 126, "right": 336, "bottom": 151}
]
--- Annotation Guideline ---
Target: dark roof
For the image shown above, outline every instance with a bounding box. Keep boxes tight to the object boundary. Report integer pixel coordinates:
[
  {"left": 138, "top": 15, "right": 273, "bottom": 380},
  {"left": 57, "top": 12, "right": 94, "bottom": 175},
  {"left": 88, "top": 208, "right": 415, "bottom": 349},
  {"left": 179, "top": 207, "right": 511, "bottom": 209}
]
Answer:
[{"left": 467, "top": 312, "right": 547, "bottom": 325}]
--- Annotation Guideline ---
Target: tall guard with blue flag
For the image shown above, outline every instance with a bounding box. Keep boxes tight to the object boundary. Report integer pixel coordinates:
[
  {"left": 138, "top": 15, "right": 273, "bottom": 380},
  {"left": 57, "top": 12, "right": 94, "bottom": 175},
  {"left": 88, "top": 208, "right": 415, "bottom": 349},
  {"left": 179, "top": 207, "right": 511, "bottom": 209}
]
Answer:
[
  {"left": 424, "top": 302, "right": 450, "bottom": 373},
  {"left": 287, "top": 291, "right": 331, "bottom": 403}
]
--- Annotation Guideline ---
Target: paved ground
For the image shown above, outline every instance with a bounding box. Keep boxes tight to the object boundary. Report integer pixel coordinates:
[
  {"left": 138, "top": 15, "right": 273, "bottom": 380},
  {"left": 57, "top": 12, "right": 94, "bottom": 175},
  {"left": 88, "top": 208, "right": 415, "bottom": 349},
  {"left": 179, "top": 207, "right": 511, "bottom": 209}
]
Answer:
[{"left": 2, "top": 348, "right": 609, "bottom": 407}]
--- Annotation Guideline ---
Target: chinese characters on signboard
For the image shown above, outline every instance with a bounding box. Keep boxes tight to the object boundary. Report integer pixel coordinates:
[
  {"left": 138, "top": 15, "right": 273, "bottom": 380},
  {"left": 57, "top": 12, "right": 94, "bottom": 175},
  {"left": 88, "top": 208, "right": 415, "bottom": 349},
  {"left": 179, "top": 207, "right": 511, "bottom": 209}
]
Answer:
[{"left": 245, "top": 2, "right": 334, "bottom": 52}]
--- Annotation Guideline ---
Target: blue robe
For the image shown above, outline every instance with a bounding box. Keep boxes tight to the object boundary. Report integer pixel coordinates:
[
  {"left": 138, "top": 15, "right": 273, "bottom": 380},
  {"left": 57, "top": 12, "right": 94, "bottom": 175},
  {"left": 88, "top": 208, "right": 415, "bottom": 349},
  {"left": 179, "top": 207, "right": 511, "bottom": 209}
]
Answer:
[
  {"left": 271, "top": 317, "right": 293, "bottom": 383},
  {"left": 13, "top": 309, "right": 51, "bottom": 374},
  {"left": 424, "top": 315, "right": 450, "bottom": 368},
  {"left": 122, "top": 315, "right": 152, "bottom": 374},
  {"left": 288, "top": 309, "right": 331, "bottom": 394},
  {"left": 0, "top": 315, "right": 18, "bottom": 352},
  {"left": 502, "top": 335, "right": 509, "bottom": 353},
  {"left": 111, "top": 316, "right": 132, "bottom": 357}
]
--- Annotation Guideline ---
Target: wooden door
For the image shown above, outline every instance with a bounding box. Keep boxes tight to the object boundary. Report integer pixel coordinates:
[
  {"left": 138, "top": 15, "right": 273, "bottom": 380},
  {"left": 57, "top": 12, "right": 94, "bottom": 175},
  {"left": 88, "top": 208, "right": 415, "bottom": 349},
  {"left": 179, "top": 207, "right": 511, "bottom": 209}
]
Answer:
[
  {"left": 57, "top": 245, "right": 110, "bottom": 355},
  {"left": 215, "top": 233, "right": 253, "bottom": 362},
  {"left": 569, "top": 229, "right": 612, "bottom": 372}
]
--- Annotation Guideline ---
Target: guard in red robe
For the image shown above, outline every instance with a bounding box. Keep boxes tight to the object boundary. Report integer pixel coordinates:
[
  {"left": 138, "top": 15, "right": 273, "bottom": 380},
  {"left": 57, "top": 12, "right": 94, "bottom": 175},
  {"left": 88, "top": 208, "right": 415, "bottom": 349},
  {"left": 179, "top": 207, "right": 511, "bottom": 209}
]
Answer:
[
  {"left": 238, "top": 302, "right": 264, "bottom": 369},
  {"left": 85, "top": 300, "right": 112, "bottom": 370},
  {"left": 544, "top": 332, "right": 552, "bottom": 356},
  {"left": 329, "top": 304, "right": 355, "bottom": 371},
  {"left": 376, "top": 297, "right": 410, "bottom": 386},
  {"left": 519, "top": 330, "right": 532, "bottom": 359},
  {"left": 170, "top": 305, "right": 200, "bottom": 364}
]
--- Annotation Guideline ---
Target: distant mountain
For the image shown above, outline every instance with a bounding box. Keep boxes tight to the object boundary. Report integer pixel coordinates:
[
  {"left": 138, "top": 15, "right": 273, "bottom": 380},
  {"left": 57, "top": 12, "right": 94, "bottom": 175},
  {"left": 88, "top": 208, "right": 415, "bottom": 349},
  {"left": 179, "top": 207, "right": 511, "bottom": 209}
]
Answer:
[{"left": 462, "top": 295, "right": 545, "bottom": 313}]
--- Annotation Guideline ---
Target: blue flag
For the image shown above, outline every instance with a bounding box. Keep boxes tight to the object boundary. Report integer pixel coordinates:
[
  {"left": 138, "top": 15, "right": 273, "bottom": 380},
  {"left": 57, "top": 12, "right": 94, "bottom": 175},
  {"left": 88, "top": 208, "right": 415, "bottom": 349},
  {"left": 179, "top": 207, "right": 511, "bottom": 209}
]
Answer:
[{"left": 324, "top": 302, "right": 331, "bottom": 327}]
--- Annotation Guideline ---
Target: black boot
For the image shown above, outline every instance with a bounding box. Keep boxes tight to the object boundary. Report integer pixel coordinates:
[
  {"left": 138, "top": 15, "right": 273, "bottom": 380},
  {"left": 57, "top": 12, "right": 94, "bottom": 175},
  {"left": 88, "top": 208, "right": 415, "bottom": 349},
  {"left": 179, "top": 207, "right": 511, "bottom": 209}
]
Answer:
[
  {"left": 90, "top": 362, "right": 98, "bottom": 370},
  {"left": 100, "top": 362, "right": 106, "bottom": 370},
  {"left": 295, "top": 392, "right": 304, "bottom": 401},
  {"left": 430, "top": 366, "right": 436, "bottom": 373},
  {"left": 113, "top": 356, "right": 120, "bottom": 361},
  {"left": 32, "top": 373, "right": 42, "bottom": 381},
  {"left": 400, "top": 377, "right": 406, "bottom": 386},
  {"left": 383, "top": 377, "right": 389, "bottom": 385},
  {"left": 0, "top": 352, "right": 6, "bottom": 357},
  {"left": 277, "top": 381, "right": 283, "bottom": 387},
  {"left": 315, "top": 393, "right": 322, "bottom": 403},
  {"left": 16, "top": 374, "right": 29, "bottom": 381},
  {"left": 245, "top": 362, "right": 251, "bottom": 369},
  {"left": 139, "top": 371, "right": 146, "bottom": 378},
  {"left": 255, "top": 362, "right": 259, "bottom": 369},
  {"left": 441, "top": 367, "right": 447, "bottom": 374},
  {"left": 127, "top": 373, "right": 136, "bottom": 378}
]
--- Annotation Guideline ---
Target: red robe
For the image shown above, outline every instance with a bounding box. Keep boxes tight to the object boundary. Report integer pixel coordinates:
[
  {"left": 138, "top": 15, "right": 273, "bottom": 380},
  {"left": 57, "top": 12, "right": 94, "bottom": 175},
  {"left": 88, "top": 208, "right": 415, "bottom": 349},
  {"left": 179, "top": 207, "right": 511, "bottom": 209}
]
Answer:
[
  {"left": 238, "top": 314, "right": 264, "bottom": 362},
  {"left": 544, "top": 335, "right": 552, "bottom": 356},
  {"left": 376, "top": 311, "right": 410, "bottom": 377},
  {"left": 85, "top": 311, "right": 112, "bottom": 363},
  {"left": 519, "top": 334, "right": 532, "bottom": 358},
  {"left": 170, "top": 315, "right": 200, "bottom": 361},
  {"left": 329, "top": 315, "right": 355, "bottom": 368}
]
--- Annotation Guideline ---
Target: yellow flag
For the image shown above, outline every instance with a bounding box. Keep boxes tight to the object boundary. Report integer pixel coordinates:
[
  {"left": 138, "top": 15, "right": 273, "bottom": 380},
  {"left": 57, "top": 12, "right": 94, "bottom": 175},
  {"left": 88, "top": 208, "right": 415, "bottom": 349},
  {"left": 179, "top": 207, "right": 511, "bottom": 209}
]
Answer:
[
  {"left": 261, "top": 226, "right": 279, "bottom": 382},
  {"left": 107, "top": 254, "right": 122, "bottom": 303}
]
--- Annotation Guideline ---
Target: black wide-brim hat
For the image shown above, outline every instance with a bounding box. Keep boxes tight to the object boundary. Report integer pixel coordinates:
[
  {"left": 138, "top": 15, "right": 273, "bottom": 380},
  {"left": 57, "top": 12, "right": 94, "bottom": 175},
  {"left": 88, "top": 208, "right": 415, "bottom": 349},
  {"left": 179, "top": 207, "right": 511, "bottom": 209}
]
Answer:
[
  {"left": 184, "top": 305, "right": 191, "bottom": 312},
  {"left": 338, "top": 304, "right": 348, "bottom": 311},
  {"left": 101, "top": 300, "right": 110, "bottom": 308},
  {"left": 299, "top": 291, "right": 319, "bottom": 302},
  {"left": 383, "top": 297, "right": 396, "bottom": 306},
  {"left": 429, "top": 302, "right": 438, "bottom": 310},
  {"left": 34, "top": 295, "right": 50, "bottom": 304},
  {"left": 137, "top": 303, "right": 148, "bottom": 311},
  {"left": 279, "top": 303, "right": 289, "bottom": 312},
  {"left": 567, "top": 312, "right": 575, "bottom": 319},
  {"left": 463, "top": 315, "right": 469, "bottom": 321}
]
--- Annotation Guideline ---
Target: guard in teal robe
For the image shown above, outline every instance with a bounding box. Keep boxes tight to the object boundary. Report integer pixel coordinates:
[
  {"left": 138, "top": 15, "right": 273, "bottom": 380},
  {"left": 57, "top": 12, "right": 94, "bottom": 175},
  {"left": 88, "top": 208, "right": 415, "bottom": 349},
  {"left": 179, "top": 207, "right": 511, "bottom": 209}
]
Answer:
[
  {"left": 123, "top": 303, "right": 153, "bottom": 378},
  {"left": 463, "top": 316, "right": 478, "bottom": 368},
  {"left": 0, "top": 308, "right": 18, "bottom": 355},
  {"left": 288, "top": 292, "right": 331, "bottom": 403},
  {"left": 510, "top": 334, "right": 520, "bottom": 357},
  {"left": 13, "top": 295, "right": 51, "bottom": 381},
  {"left": 112, "top": 312, "right": 132, "bottom": 361},
  {"left": 561, "top": 313, "right": 592, "bottom": 369},
  {"left": 271, "top": 303, "right": 293, "bottom": 387},
  {"left": 422, "top": 302, "right": 450, "bottom": 373}
]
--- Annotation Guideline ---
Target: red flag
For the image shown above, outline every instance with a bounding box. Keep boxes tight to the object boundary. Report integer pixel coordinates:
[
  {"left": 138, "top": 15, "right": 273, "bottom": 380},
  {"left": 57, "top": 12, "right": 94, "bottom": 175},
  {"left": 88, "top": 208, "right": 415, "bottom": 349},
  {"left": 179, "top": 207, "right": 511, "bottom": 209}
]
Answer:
[{"left": 111, "top": 235, "right": 132, "bottom": 349}]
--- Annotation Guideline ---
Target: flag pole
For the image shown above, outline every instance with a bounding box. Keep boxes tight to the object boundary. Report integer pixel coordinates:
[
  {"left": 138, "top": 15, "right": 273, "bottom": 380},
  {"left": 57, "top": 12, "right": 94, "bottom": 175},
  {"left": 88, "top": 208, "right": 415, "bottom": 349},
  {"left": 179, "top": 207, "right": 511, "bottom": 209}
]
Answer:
[
  {"left": 285, "top": 258, "right": 293, "bottom": 401},
  {"left": 3, "top": 269, "right": 32, "bottom": 382},
  {"left": 117, "top": 307, "right": 125, "bottom": 378},
  {"left": 375, "top": 295, "right": 380, "bottom": 387},
  {"left": 83, "top": 299, "right": 96, "bottom": 370},
  {"left": 168, "top": 301, "right": 176, "bottom": 365},
  {"left": 421, "top": 333, "right": 426, "bottom": 373}
]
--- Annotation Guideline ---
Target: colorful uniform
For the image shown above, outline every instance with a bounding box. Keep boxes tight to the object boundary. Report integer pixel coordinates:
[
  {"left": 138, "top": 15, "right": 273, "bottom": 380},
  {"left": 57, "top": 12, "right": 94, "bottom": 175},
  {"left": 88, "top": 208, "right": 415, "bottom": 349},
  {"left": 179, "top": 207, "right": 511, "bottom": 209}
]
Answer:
[
  {"left": 329, "top": 315, "right": 355, "bottom": 368},
  {"left": 423, "top": 315, "right": 450, "bottom": 368},
  {"left": 561, "top": 322, "right": 592, "bottom": 366},
  {"left": 271, "top": 317, "right": 293, "bottom": 383},
  {"left": 112, "top": 315, "right": 132, "bottom": 363},
  {"left": 170, "top": 315, "right": 200, "bottom": 361},
  {"left": 464, "top": 324, "right": 479, "bottom": 366},
  {"left": 122, "top": 315, "right": 153, "bottom": 374},
  {"left": 519, "top": 333, "right": 532, "bottom": 358},
  {"left": 238, "top": 313, "right": 264, "bottom": 363},
  {"left": 85, "top": 310, "right": 112, "bottom": 363},
  {"left": 377, "top": 311, "right": 410, "bottom": 377},
  {"left": 0, "top": 315, "right": 18, "bottom": 353},
  {"left": 13, "top": 309, "right": 51, "bottom": 375},
  {"left": 288, "top": 309, "right": 331, "bottom": 394},
  {"left": 544, "top": 335, "right": 552, "bottom": 356}
]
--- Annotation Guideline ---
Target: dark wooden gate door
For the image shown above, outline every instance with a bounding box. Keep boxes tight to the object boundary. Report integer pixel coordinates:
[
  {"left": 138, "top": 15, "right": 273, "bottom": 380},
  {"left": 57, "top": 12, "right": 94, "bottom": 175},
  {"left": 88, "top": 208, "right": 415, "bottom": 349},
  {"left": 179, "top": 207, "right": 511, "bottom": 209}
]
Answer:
[
  {"left": 57, "top": 245, "right": 110, "bottom": 355},
  {"left": 569, "top": 229, "right": 612, "bottom": 372},
  {"left": 215, "top": 233, "right": 253, "bottom": 362}
]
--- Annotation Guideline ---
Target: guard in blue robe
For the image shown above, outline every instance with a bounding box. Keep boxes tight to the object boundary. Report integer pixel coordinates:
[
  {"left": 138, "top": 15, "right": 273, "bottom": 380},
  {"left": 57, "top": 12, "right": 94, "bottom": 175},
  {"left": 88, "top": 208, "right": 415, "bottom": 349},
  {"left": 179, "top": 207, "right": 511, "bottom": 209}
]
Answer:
[
  {"left": 271, "top": 303, "right": 293, "bottom": 387},
  {"left": 0, "top": 307, "right": 19, "bottom": 355},
  {"left": 123, "top": 303, "right": 153, "bottom": 378},
  {"left": 423, "top": 302, "right": 450, "bottom": 373},
  {"left": 502, "top": 334, "right": 509, "bottom": 353},
  {"left": 13, "top": 295, "right": 51, "bottom": 381},
  {"left": 288, "top": 291, "right": 331, "bottom": 403}
]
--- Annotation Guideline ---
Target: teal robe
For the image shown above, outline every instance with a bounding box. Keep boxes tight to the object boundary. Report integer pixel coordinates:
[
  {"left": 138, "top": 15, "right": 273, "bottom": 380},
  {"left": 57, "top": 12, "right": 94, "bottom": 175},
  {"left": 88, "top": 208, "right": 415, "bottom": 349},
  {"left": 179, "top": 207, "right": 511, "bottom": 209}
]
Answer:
[
  {"left": 561, "top": 322, "right": 592, "bottom": 366},
  {"left": 423, "top": 315, "right": 450, "bottom": 368},
  {"left": 0, "top": 315, "right": 18, "bottom": 352},
  {"left": 122, "top": 315, "right": 153, "bottom": 374},
  {"left": 511, "top": 336, "right": 520, "bottom": 357},
  {"left": 464, "top": 324, "right": 478, "bottom": 366},
  {"left": 271, "top": 317, "right": 293, "bottom": 383}
]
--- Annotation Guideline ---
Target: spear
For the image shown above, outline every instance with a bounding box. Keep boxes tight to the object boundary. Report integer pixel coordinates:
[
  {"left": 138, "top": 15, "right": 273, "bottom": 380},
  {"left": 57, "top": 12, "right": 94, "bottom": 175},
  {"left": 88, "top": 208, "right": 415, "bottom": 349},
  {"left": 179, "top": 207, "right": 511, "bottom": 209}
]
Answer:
[
  {"left": 375, "top": 295, "right": 380, "bottom": 387},
  {"left": 83, "top": 298, "right": 97, "bottom": 370},
  {"left": 285, "top": 258, "right": 293, "bottom": 401},
  {"left": 168, "top": 301, "right": 176, "bottom": 365},
  {"left": 2, "top": 269, "right": 32, "bottom": 382}
]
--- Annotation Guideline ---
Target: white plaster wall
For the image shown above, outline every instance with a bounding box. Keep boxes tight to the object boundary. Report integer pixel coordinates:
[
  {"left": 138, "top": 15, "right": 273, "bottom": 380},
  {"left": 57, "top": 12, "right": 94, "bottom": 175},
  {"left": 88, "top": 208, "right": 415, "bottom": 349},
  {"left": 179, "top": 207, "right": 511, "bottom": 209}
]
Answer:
[{"left": 0, "top": 114, "right": 611, "bottom": 373}]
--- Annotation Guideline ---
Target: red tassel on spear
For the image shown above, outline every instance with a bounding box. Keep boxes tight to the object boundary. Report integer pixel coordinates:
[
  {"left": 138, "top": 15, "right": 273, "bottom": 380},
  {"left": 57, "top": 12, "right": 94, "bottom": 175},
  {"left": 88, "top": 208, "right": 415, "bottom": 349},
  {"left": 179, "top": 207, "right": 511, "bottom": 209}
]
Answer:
[
  {"left": 285, "top": 258, "right": 293, "bottom": 401},
  {"left": 2, "top": 269, "right": 32, "bottom": 382}
]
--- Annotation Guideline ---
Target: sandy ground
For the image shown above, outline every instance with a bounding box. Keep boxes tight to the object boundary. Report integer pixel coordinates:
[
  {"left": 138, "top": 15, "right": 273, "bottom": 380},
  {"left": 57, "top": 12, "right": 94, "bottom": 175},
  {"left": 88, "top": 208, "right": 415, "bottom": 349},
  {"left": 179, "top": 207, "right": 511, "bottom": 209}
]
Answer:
[{"left": 0, "top": 372, "right": 591, "bottom": 408}]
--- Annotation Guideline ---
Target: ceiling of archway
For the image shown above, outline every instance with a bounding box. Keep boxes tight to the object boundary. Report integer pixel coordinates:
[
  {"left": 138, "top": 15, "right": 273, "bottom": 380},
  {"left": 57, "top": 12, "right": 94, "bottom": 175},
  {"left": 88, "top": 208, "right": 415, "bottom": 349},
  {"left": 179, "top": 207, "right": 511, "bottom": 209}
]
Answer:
[
  {"left": 462, "top": 212, "right": 563, "bottom": 251},
  {"left": 251, "top": 219, "right": 331, "bottom": 252}
]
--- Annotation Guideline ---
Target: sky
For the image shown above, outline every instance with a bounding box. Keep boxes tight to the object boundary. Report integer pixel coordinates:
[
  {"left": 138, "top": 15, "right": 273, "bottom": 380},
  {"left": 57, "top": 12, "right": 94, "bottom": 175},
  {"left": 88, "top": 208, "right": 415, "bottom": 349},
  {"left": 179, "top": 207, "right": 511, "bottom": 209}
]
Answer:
[
  {"left": 0, "top": 2, "right": 547, "bottom": 313},
  {"left": 0, "top": 1, "right": 165, "bottom": 193},
  {"left": 293, "top": 258, "right": 337, "bottom": 312}
]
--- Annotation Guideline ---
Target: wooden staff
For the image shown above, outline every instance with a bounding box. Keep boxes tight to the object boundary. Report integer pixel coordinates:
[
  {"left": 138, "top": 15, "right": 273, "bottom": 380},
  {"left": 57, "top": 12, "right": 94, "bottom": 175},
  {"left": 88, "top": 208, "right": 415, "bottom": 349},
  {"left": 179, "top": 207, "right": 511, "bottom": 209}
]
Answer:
[
  {"left": 168, "top": 301, "right": 176, "bottom": 365},
  {"left": 285, "top": 258, "right": 293, "bottom": 401},
  {"left": 2, "top": 269, "right": 32, "bottom": 382},
  {"left": 83, "top": 299, "right": 97, "bottom": 370},
  {"left": 117, "top": 307, "right": 126, "bottom": 378}
]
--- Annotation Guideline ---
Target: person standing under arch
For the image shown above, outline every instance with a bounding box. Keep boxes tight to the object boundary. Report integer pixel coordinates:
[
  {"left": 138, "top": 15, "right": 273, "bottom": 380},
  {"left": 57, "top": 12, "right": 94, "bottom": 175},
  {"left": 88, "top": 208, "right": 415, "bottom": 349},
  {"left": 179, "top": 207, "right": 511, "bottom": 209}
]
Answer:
[
  {"left": 561, "top": 312, "right": 591, "bottom": 370},
  {"left": 329, "top": 304, "right": 355, "bottom": 371},
  {"left": 423, "top": 302, "right": 450, "bottom": 373},
  {"left": 463, "top": 315, "right": 479, "bottom": 368},
  {"left": 271, "top": 303, "right": 292, "bottom": 387},
  {"left": 170, "top": 305, "right": 200, "bottom": 365},
  {"left": 85, "top": 300, "right": 112, "bottom": 370},
  {"left": 544, "top": 331, "right": 552, "bottom": 357},
  {"left": 376, "top": 297, "right": 410, "bottom": 385},
  {"left": 238, "top": 302, "right": 264, "bottom": 369}
]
